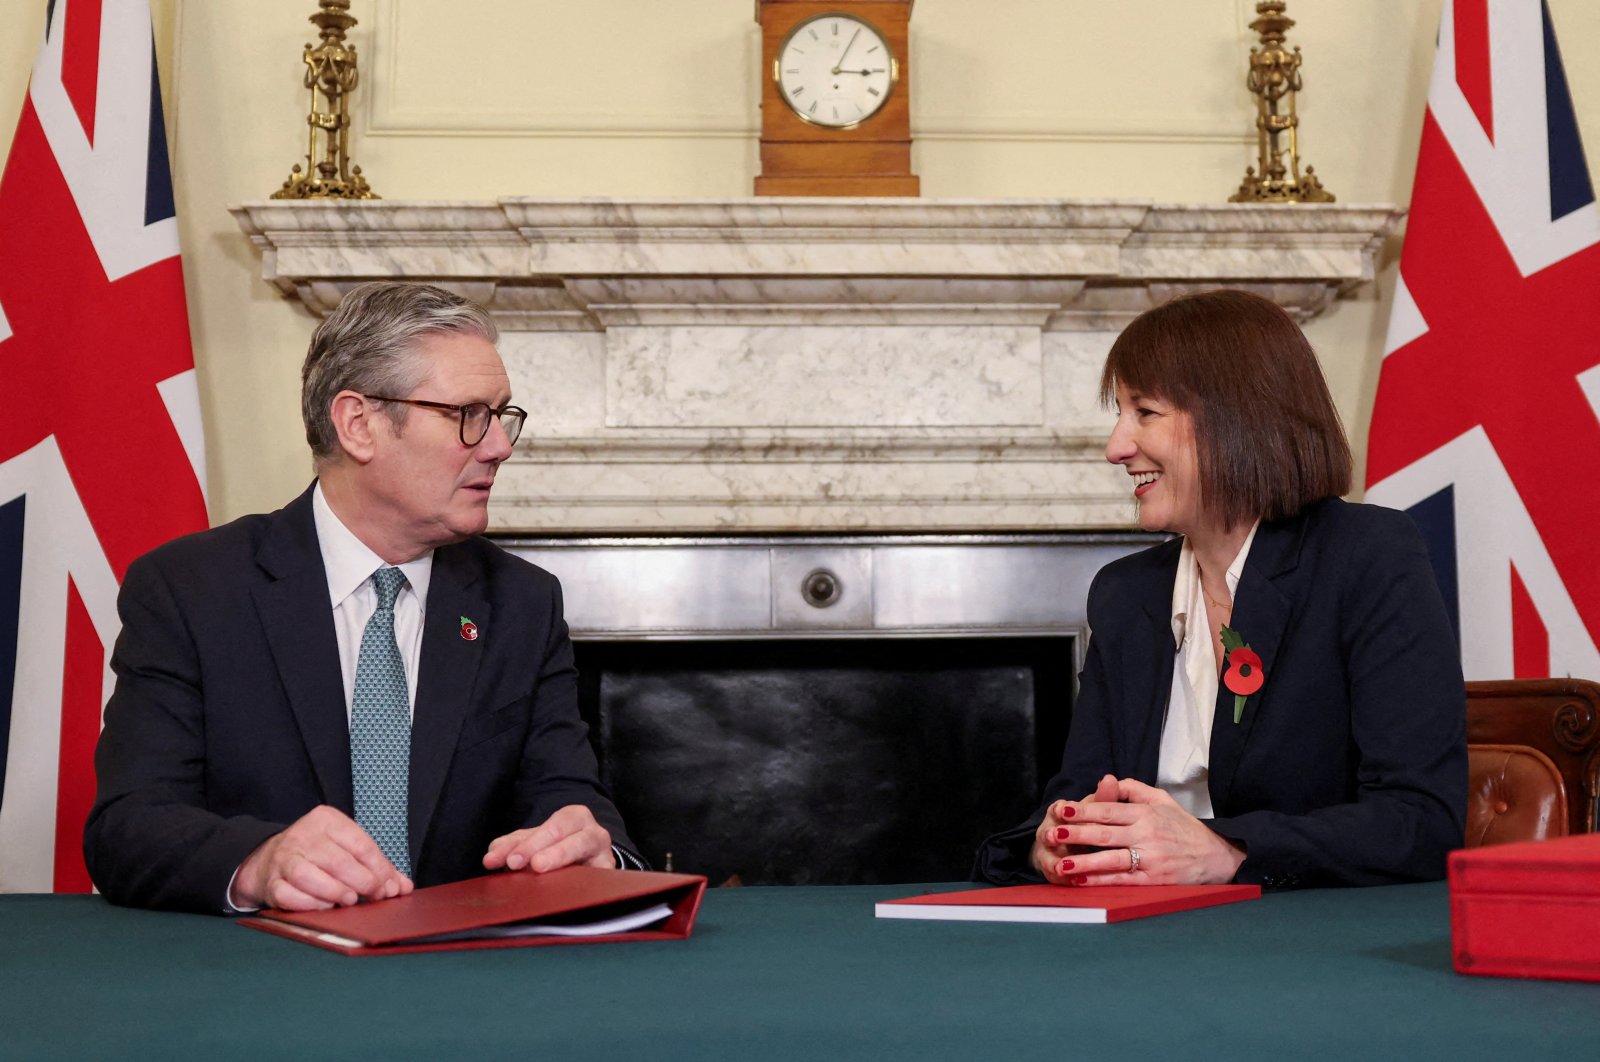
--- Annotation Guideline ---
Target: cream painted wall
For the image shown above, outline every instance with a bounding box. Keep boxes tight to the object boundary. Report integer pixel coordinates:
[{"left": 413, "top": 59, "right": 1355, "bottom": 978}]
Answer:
[{"left": 3, "top": 0, "right": 1598, "bottom": 524}]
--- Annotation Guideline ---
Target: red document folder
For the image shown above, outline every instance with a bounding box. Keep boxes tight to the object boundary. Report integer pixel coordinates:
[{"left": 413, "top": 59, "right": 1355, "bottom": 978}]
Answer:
[
  {"left": 239, "top": 865, "right": 707, "bottom": 956},
  {"left": 1450, "top": 832, "right": 1600, "bottom": 983},
  {"left": 875, "top": 883, "right": 1260, "bottom": 924}
]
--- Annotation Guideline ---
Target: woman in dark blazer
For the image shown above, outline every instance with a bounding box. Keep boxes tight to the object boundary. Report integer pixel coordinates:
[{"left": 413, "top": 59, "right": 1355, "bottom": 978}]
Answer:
[{"left": 975, "top": 290, "right": 1466, "bottom": 889}]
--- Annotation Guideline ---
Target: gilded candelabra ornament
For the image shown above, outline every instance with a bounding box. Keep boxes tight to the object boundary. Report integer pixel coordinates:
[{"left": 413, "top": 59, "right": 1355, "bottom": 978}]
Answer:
[
  {"left": 1230, "top": 1, "right": 1334, "bottom": 204},
  {"left": 271, "top": 0, "right": 379, "bottom": 200}
]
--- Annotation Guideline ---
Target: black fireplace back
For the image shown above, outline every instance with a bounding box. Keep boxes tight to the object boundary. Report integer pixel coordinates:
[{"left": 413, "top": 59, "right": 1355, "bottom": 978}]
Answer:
[{"left": 575, "top": 636, "right": 1073, "bottom": 886}]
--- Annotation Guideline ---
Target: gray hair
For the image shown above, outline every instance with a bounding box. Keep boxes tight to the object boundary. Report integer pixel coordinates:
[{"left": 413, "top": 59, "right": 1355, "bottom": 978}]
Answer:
[{"left": 301, "top": 281, "right": 499, "bottom": 461}]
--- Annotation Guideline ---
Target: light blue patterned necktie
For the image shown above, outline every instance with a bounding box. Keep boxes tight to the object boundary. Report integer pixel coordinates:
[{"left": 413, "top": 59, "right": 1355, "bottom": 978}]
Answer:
[{"left": 351, "top": 566, "right": 412, "bottom": 877}]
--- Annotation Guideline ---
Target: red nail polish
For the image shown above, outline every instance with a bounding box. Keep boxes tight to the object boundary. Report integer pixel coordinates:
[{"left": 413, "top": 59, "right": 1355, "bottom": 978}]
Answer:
[
  {"left": 1054, "top": 826, "right": 1070, "bottom": 843},
  {"left": 1062, "top": 806, "right": 1076, "bottom": 818},
  {"left": 1073, "top": 875, "right": 1089, "bottom": 885},
  {"left": 1058, "top": 859, "right": 1075, "bottom": 873}
]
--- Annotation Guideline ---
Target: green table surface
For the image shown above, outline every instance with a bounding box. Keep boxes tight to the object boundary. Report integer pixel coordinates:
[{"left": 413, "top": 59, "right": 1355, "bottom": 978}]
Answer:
[{"left": 1, "top": 881, "right": 1596, "bottom": 1060}]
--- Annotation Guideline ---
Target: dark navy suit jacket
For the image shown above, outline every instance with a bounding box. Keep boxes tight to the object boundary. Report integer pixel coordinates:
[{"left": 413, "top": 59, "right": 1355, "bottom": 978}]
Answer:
[
  {"left": 975, "top": 498, "right": 1467, "bottom": 888},
  {"left": 85, "top": 485, "right": 637, "bottom": 912}
]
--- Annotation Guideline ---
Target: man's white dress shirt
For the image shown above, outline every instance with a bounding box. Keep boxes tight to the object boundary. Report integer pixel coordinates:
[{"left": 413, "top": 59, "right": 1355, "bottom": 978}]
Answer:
[{"left": 312, "top": 483, "right": 433, "bottom": 722}]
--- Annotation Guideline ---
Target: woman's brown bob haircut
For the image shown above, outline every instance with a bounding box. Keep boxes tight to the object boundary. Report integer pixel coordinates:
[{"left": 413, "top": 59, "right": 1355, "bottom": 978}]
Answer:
[{"left": 1100, "top": 289, "right": 1352, "bottom": 529}]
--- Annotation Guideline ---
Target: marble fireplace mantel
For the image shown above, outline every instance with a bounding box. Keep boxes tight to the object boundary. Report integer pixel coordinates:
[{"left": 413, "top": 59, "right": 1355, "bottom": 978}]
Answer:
[{"left": 232, "top": 197, "right": 1401, "bottom": 533}]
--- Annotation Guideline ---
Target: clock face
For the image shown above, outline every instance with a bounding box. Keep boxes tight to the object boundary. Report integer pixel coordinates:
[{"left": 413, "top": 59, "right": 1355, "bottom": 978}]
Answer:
[{"left": 774, "top": 14, "right": 897, "bottom": 129}]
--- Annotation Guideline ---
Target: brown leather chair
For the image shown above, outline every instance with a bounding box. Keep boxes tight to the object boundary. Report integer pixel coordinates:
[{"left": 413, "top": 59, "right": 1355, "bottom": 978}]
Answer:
[{"left": 1465, "top": 679, "right": 1600, "bottom": 846}]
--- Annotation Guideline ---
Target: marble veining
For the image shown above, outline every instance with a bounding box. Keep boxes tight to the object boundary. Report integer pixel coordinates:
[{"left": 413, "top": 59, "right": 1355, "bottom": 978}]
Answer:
[
  {"left": 231, "top": 197, "right": 1400, "bottom": 532},
  {"left": 605, "top": 325, "right": 1042, "bottom": 429}
]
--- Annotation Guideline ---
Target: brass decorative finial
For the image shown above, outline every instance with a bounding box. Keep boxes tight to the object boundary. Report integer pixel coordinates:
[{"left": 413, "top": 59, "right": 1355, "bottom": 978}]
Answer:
[
  {"left": 271, "top": 0, "right": 379, "bottom": 200},
  {"left": 1230, "top": 1, "right": 1334, "bottom": 204}
]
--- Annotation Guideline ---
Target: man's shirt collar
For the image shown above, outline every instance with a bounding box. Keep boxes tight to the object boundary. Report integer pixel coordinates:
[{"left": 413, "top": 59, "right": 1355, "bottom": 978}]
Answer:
[{"left": 311, "top": 481, "right": 434, "bottom": 609}]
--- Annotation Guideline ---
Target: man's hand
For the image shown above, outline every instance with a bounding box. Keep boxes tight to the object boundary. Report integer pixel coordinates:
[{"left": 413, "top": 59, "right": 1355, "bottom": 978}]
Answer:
[
  {"left": 482, "top": 804, "right": 615, "bottom": 874},
  {"left": 230, "top": 805, "right": 412, "bottom": 911}
]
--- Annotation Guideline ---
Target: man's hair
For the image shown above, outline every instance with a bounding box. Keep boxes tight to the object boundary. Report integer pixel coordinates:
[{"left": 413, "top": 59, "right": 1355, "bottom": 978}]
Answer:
[
  {"left": 301, "top": 281, "right": 500, "bottom": 462},
  {"left": 1098, "top": 288, "right": 1352, "bottom": 529}
]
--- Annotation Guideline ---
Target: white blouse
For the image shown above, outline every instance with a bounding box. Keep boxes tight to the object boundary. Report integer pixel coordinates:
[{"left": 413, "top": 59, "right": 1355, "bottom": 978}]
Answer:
[{"left": 1157, "top": 521, "right": 1260, "bottom": 818}]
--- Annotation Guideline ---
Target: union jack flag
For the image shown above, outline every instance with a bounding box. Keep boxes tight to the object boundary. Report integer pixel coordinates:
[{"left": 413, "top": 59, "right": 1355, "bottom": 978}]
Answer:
[
  {"left": 0, "top": 0, "right": 208, "bottom": 892},
  {"left": 1367, "top": 0, "right": 1600, "bottom": 681}
]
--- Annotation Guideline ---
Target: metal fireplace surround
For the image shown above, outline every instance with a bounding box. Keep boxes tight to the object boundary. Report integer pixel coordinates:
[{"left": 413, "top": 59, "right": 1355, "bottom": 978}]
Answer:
[{"left": 506, "top": 533, "right": 1151, "bottom": 884}]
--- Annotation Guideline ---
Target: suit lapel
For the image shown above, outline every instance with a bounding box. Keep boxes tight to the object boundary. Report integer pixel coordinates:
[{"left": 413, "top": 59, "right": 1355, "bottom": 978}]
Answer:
[
  {"left": 251, "top": 488, "right": 353, "bottom": 813},
  {"left": 408, "top": 543, "right": 490, "bottom": 871},
  {"left": 1208, "top": 513, "right": 1307, "bottom": 813},
  {"left": 1132, "top": 588, "right": 1184, "bottom": 780},
  {"left": 1129, "top": 546, "right": 1180, "bottom": 783}
]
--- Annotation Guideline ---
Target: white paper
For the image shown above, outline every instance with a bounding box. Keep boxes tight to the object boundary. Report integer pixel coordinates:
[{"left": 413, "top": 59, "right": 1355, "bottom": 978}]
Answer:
[{"left": 406, "top": 902, "right": 675, "bottom": 944}]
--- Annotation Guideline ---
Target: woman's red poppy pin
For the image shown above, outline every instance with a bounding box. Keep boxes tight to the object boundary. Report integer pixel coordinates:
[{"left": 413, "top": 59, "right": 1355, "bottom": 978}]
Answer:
[
  {"left": 460, "top": 616, "right": 479, "bottom": 642},
  {"left": 1220, "top": 625, "right": 1263, "bottom": 724}
]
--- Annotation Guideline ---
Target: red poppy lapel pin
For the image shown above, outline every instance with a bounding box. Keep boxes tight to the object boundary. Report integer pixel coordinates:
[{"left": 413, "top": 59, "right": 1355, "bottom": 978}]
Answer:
[
  {"left": 1219, "top": 625, "right": 1264, "bottom": 724},
  {"left": 460, "top": 616, "right": 479, "bottom": 642}
]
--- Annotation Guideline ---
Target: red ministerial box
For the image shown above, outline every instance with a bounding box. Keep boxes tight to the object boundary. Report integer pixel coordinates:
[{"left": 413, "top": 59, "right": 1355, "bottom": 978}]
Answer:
[{"left": 1450, "top": 832, "right": 1600, "bottom": 983}]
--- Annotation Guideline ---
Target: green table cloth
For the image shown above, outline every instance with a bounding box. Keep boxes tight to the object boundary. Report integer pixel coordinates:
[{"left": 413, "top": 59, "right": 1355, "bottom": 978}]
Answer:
[{"left": 2, "top": 882, "right": 1595, "bottom": 1060}]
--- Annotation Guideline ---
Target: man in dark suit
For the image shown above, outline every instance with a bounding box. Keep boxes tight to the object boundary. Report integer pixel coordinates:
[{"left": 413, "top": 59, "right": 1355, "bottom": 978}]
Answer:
[{"left": 85, "top": 282, "right": 639, "bottom": 914}]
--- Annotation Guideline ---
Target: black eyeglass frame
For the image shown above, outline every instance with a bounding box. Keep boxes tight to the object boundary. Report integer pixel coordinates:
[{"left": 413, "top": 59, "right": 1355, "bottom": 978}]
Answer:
[{"left": 362, "top": 395, "right": 527, "bottom": 447}]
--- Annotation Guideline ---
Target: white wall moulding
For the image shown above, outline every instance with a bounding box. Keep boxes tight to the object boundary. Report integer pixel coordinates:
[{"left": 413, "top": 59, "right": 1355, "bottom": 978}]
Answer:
[
  {"left": 232, "top": 197, "right": 1400, "bottom": 534},
  {"left": 360, "top": 0, "right": 1258, "bottom": 147}
]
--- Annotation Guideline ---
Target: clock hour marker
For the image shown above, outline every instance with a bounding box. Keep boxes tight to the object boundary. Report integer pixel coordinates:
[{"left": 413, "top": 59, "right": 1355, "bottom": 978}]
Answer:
[
  {"left": 809, "top": 28, "right": 819, "bottom": 40},
  {"left": 867, "top": 45, "right": 880, "bottom": 54},
  {"left": 792, "top": 86, "right": 805, "bottom": 97},
  {"left": 809, "top": 101, "right": 818, "bottom": 114},
  {"left": 786, "top": 68, "right": 800, "bottom": 74},
  {"left": 831, "top": 21, "right": 838, "bottom": 35},
  {"left": 832, "top": 105, "right": 840, "bottom": 121},
  {"left": 868, "top": 87, "right": 880, "bottom": 97}
]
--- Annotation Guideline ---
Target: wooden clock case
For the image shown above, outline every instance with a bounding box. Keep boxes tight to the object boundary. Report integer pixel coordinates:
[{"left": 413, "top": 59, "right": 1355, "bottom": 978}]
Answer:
[{"left": 754, "top": 0, "right": 919, "bottom": 196}]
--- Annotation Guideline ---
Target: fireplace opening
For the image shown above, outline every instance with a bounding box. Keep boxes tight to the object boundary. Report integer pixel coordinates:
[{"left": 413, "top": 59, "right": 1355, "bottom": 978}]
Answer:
[{"left": 575, "top": 635, "right": 1073, "bottom": 886}]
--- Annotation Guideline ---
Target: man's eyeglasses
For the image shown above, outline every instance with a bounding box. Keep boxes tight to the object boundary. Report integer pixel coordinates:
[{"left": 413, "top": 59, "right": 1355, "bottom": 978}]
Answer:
[{"left": 363, "top": 396, "right": 527, "bottom": 447}]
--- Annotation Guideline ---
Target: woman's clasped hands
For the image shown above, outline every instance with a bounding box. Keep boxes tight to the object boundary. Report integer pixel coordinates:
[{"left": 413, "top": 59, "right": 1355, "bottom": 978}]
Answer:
[{"left": 1031, "top": 774, "right": 1248, "bottom": 886}]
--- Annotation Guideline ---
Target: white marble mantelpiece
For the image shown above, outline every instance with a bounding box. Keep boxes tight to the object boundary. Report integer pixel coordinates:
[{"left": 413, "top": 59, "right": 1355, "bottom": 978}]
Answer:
[{"left": 232, "top": 197, "right": 1401, "bottom": 533}]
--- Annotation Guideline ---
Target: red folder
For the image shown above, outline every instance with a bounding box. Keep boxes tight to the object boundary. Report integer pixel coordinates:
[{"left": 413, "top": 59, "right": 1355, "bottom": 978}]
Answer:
[
  {"left": 1450, "top": 832, "right": 1600, "bottom": 983},
  {"left": 876, "top": 883, "right": 1260, "bottom": 924},
  {"left": 239, "top": 865, "right": 707, "bottom": 956}
]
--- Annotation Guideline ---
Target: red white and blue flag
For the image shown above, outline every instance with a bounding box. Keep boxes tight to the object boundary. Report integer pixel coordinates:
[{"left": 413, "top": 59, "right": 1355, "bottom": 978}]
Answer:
[
  {"left": 1367, "top": 0, "right": 1600, "bottom": 681},
  {"left": 0, "top": 0, "right": 208, "bottom": 892}
]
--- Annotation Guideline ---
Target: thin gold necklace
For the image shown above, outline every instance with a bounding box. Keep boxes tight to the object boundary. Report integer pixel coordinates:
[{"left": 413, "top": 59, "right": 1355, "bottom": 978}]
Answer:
[{"left": 1202, "top": 582, "right": 1232, "bottom": 614}]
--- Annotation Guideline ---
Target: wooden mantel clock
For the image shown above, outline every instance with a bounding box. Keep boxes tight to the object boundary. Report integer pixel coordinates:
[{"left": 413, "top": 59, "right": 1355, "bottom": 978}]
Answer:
[{"left": 754, "top": 0, "right": 919, "bottom": 196}]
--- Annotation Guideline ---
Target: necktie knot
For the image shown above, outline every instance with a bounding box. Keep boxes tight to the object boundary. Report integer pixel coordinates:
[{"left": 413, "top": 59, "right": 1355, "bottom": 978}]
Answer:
[{"left": 371, "top": 567, "right": 407, "bottom": 611}]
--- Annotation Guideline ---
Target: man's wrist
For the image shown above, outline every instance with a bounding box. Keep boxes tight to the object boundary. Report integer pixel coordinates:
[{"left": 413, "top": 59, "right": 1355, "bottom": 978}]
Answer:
[
  {"left": 224, "top": 864, "right": 259, "bottom": 914},
  {"left": 228, "top": 833, "right": 279, "bottom": 912}
]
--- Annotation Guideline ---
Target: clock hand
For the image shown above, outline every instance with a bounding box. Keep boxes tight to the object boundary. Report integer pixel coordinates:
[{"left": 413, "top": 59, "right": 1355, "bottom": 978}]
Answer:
[{"left": 831, "top": 27, "right": 862, "bottom": 75}]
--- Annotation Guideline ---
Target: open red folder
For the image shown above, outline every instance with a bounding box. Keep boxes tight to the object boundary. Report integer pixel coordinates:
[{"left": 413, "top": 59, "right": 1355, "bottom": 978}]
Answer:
[
  {"left": 240, "top": 865, "right": 707, "bottom": 956},
  {"left": 876, "top": 883, "right": 1260, "bottom": 924}
]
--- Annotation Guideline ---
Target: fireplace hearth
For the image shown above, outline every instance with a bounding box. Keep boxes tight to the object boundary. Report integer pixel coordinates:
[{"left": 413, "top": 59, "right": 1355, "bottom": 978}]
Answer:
[{"left": 579, "top": 635, "right": 1071, "bottom": 885}]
